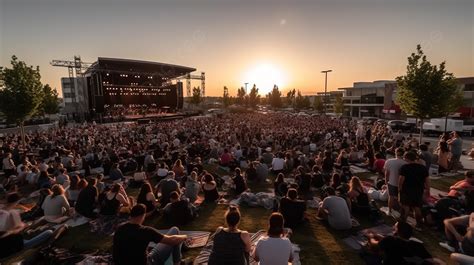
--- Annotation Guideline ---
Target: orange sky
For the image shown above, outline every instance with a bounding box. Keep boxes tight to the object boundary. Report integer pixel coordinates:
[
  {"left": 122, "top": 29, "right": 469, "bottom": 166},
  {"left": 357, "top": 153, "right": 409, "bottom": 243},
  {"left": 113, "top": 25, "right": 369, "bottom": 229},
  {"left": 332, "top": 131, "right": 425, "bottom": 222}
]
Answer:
[{"left": 1, "top": 0, "right": 473, "bottom": 97}]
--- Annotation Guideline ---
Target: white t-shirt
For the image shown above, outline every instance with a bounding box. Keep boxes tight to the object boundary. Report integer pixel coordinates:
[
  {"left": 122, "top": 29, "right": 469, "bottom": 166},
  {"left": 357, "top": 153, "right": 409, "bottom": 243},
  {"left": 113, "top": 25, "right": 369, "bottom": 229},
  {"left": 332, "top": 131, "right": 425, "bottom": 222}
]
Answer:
[
  {"left": 383, "top": 158, "right": 407, "bottom": 187},
  {"left": 321, "top": 196, "right": 351, "bottom": 230},
  {"left": 42, "top": 195, "right": 70, "bottom": 218},
  {"left": 271, "top": 158, "right": 285, "bottom": 171},
  {"left": 0, "top": 209, "right": 23, "bottom": 232},
  {"left": 255, "top": 236, "right": 292, "bottom": 265}
]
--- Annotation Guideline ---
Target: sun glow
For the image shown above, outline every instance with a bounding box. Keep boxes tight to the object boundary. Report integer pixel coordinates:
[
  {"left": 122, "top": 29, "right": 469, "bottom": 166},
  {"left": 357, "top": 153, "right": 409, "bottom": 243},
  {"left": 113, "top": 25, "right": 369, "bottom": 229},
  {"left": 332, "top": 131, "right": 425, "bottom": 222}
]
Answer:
[{"left": 243, "top": 63, "right": 288, "bottom": 95}]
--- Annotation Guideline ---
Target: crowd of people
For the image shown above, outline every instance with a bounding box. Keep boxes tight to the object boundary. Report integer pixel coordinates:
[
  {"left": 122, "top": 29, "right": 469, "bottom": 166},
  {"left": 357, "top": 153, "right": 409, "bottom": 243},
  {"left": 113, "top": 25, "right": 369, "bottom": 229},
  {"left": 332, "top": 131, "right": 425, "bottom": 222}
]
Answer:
[{"left": 0, "top": 112, "right": 472, "bottom": 264}]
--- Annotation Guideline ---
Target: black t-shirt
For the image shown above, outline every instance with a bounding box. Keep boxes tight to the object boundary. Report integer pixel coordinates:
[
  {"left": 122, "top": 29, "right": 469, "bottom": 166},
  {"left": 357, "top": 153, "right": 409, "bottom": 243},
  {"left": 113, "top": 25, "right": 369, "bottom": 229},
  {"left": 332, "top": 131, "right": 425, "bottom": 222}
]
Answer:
[
  {"left": 400, "top": 163, "right": 428, "bottom": 198},
  {"left": 379, "top": 236, "right": 432, "bottom": 265},
  {"left": 0, "top": 232, "right": 24, "bottom": 258},
  {"left": 75, "top": 186, "right": 98, "bottom": 217},
  {"left": 113, "top": 223, "right": 164, "bottom": 265},
  {"left": 279, "top": 197, "right": 306, "bottom": 228}
]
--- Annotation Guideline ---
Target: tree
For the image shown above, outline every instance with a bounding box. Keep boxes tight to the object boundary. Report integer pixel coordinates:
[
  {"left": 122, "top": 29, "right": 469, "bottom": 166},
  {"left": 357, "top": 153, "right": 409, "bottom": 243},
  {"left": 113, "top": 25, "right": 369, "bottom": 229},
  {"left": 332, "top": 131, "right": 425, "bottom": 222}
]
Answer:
[
  {"left": 286, "top": 89, "right": 296, "bottom": 107},
  {"left": 294, "top": 90, "right": 310, "bottom": 109},
  {"left": 223, "top": 86, "right": 231, "bottom": 107},
  {"left": 0, "top": 55, "right": 44, "bottom": 146},
  {"left": 313, "top": 96, "right": 324, "bottom": 113},
  {"left": 267, "top": 85, "right": 282, "bottom": 108},
  {"left": 396, "top": 45, "right": 463, "bottom": 142},
  {"left": 40, "top": 84, "right": 60, "bottom": 115},
  {"left": 190, "top": 86, "right": 202, "bottom": 105},
  {"left": 248, "top": 84, "right": 260, "bottom": 108},
  {"left": 236, "top": 87, "right": 247, "bottom": 105},
  {"left": 334, "top": 94, "right": 344, "bottom": 115}
]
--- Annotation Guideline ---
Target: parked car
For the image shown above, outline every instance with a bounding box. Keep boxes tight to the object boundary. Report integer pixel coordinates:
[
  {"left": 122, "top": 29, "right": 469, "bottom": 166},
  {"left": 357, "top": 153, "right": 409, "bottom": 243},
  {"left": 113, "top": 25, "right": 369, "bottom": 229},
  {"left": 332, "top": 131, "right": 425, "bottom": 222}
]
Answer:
[{"left": 388, "top": 120, "right": 417, "bottom": 133}]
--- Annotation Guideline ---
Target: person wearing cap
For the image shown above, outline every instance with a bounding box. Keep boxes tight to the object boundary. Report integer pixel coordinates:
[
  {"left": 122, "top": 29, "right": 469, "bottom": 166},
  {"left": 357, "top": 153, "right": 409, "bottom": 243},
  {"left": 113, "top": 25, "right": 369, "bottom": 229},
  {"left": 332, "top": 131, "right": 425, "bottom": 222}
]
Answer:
[
  {"left": 113, "top": 204, "right": 187, "bottom": 265},
  {"left": 0, "top": 193, "right": 55, "bottom": 258}
]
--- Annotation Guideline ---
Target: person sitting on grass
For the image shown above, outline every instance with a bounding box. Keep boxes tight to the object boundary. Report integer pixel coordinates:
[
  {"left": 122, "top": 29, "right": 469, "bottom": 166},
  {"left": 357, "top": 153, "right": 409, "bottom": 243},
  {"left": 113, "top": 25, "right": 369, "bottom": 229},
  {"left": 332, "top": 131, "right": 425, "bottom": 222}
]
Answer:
[
  {"left": 100, "top": 183, "right": 131, "bottom": 216},
  {"left": 75, "top": 177, "right": 99, "bottom": 219},
  {"left": 113, "top": 204, "right": 188, "bottom": 265},
  {"left": 273, "top": 173, "right": 288, "bottom": 197},
  {"left": 252, "top": 212, "right": 293, "bottom": 265},
  {"left": 208, "top": 205, "right": 251, "bottom": 265},
  {"left": 201, "top": 173, "right": 219, "bottom": 203},
  {"left": 439, "top": 213, "right": 474, "bottom": 256},
  {"left": 468, "top": 143, "right": 474, "bottom": 160},
  {"left": 366, "top": 221, "right": 434, "bottom": 265},
  {"left": 162, "top": 191, "right": 196, "bottom": 226},
  {"left": 347, "top": 176, "right": 370, "bottom": 214},
  {"left": 317, "top": 187, "right": 352, "bottom": 230},
  {"left": 232, "top": 168, "right": 248, "bottom": 196},
  {"left": 137, "top": 182, "right": 158, "bottom": 215},
  {"left": 42, "top": 184, "right": 71, "bottom": 222},
  {"left": 279, "top": 188, "right": 306, "bottom": 229},
  {"left": 0, "top": 193, "right": 66, "bottom": 259},
  {"left": 184, "top": 171, "right": 200, "bottom": 203},
  {"left": 109, "top": 163, "right": 125, "bottom": 181},
  {"left": 155, "top": 171, "right": 180, "bottom": 207}
]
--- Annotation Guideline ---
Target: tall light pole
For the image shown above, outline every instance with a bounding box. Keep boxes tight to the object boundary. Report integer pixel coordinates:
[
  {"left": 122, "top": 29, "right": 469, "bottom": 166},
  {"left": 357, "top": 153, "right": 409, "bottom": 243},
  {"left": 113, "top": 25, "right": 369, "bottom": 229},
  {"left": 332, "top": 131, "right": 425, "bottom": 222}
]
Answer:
[
  {"left": 321, "top": 70, "right": 332, "bottom": 113},
  {"left": 244, "top": 82, "right": 249, "bottom": 94}
]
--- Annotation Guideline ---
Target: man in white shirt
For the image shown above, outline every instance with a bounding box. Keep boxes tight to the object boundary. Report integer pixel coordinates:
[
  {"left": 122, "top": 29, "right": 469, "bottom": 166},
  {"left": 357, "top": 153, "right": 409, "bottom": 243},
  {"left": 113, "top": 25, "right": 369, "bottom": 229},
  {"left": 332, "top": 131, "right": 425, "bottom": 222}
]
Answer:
[
  {"left": 271, "top": 153, "right": 285, "bottom": 174},
  {"left": 317, "top": 187, "right": 352, "bottom": 230},
  {"left": 383, "top": 148, "right": 407, "bottom": 214}
]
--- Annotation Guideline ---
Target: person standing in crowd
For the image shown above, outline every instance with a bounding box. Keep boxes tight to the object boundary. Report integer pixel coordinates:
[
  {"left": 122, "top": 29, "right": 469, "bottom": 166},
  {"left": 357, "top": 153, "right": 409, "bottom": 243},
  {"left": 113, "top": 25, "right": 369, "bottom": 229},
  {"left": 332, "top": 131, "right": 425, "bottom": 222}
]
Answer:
[
  {"left": 447, "top": 131, "right": 463, "bottom": 170},
  {"left": 113, "top": 204, "right": 187, "bottom": 265},
  {"left": 208, "top": 206, "right": 251, "bottom": 265},
  {"left": 383, "top": 148, "right": 406, "bottom": 216},
  {"left": 2, "top": 152, "right": 16, "bottom": 177},
  {"left": 398, "top": 151, "right": 430, "bottom": 229},
  {"left": 253, "top": 213, "right": 293, "bottom": 265},
  {"left": 437, "top": 142, "right": 450, "bottom": 174}
]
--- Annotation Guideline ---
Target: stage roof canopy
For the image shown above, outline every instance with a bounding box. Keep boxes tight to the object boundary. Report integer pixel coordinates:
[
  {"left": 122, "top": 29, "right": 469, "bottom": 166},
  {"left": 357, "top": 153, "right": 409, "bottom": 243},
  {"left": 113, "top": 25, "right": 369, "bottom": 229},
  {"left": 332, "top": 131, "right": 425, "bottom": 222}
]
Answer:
[{"left": 87, "top": 57, "right": 196, "bottom": 78}]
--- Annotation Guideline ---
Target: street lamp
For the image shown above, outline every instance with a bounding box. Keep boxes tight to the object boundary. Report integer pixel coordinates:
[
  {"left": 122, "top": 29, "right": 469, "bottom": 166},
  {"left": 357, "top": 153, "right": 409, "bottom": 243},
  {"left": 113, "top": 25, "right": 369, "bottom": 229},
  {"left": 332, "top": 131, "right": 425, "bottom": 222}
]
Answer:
[
  {"left": 321, "top": 70, "right": 332, "bottom": 113},
  {"left": 244, "top": 82, "right": 249, "bottom": 94}
]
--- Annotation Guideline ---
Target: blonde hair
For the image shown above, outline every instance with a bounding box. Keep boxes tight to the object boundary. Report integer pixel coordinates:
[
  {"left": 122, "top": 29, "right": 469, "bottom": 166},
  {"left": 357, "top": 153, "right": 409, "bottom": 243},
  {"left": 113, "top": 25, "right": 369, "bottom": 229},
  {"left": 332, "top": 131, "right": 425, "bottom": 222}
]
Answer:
[{"left": 349, "top": 176, "right": 363, "bottom": 192}]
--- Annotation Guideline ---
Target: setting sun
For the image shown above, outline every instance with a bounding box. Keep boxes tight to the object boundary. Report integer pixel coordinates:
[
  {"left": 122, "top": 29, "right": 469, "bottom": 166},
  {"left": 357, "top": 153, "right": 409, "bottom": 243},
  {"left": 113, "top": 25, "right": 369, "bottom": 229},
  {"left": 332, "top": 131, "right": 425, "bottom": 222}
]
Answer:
[{"left": 242, "top": 63, "right": 288, "bottom": 95}]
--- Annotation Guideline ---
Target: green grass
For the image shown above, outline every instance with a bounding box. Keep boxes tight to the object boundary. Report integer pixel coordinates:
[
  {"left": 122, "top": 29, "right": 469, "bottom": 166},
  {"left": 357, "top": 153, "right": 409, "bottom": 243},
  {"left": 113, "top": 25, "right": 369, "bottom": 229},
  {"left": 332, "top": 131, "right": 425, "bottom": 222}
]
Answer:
[{"left": 1, "top": 169, "right": 464, "bottom": 265}]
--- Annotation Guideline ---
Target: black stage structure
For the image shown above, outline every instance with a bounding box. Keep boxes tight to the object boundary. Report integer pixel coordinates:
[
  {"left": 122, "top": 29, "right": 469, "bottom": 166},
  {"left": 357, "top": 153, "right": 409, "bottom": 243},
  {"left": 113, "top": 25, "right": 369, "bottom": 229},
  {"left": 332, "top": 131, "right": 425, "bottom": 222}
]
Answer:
[{"left": 84, "top": 58, "right": 196, "bottom": 118}]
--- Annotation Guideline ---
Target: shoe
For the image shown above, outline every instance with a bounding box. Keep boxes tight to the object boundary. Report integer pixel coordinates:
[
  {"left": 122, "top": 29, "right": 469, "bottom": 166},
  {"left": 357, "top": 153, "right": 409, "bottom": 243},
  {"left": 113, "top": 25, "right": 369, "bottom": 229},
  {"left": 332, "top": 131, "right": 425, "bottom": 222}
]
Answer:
[{"left": 439, "top": 242, "right": 455, "bottom": 252}]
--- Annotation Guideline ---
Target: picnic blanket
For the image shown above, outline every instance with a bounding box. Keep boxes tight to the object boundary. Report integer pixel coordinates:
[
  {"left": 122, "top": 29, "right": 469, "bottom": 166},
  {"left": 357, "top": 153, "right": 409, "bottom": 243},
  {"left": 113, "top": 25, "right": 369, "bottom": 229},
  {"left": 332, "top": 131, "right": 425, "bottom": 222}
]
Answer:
[
  {"left": 193, "top": 230, "right": 301, "bottom": 265},
  {"left": 342, "top": 224, "right": 393, "bottom": 250},
  {"left": 350, "top": 165, "right": 370, "bottom": 174},
  {"left": 230, "top": 192, "right": 276, "bottom": 210}
]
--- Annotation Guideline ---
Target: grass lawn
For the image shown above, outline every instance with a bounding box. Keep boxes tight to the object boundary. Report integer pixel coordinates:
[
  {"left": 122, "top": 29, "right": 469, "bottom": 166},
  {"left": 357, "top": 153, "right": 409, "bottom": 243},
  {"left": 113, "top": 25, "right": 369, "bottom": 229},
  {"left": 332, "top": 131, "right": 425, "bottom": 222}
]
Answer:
[{"left": 1, "top": 166, "right": 466, "bottom": 265}]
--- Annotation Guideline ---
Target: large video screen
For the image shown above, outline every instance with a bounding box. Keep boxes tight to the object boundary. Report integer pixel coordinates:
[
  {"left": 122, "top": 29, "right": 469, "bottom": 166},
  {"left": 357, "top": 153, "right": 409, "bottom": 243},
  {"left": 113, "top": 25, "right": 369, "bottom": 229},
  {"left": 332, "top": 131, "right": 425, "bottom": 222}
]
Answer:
[{"left": 103, "top": 84, "right": 179, "bottom": 108}]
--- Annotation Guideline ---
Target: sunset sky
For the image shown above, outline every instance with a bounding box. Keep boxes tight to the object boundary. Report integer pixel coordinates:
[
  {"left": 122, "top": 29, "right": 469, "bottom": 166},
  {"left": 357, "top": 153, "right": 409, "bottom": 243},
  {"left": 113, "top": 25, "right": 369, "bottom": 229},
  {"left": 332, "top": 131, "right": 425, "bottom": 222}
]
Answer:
[{"left": 0, "top": 0, "right": 473, "bottom": 96}]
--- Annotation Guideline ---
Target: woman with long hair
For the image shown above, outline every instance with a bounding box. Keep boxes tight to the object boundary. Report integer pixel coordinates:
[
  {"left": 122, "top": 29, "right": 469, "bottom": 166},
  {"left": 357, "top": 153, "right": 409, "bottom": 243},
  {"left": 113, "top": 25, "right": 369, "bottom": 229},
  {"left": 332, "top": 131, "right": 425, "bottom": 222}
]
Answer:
[
  {"left": 437, "top": 141, "right": 450, "bottom": 173},
  {"left": 201, "top": 173, "right": 219, "bottom": 203},
  {"left": 347, "top": 176, "right": 370, "bottom": 213},
  {"left": 172, "top": 159, "right": 185, "bottom": 184},
  {"left": 100, "top": 183, "right": 130, "bottom": 216},
  {"left": 208, "top": 206, "right": 251, "bottom": 265},
  {"left": 252, "top": 213, "right": 293, "bottom": 265},
  {"left": 136, "top": 182, "right": 157, "bottom": 214}
]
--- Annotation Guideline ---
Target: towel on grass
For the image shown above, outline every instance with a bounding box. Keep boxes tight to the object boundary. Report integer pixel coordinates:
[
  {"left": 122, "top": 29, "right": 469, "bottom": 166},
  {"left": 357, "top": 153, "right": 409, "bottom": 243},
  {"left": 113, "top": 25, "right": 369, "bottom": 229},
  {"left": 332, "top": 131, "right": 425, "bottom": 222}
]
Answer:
[{"left": 193, "top": 230, "right": 300, "bottom": 265}]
